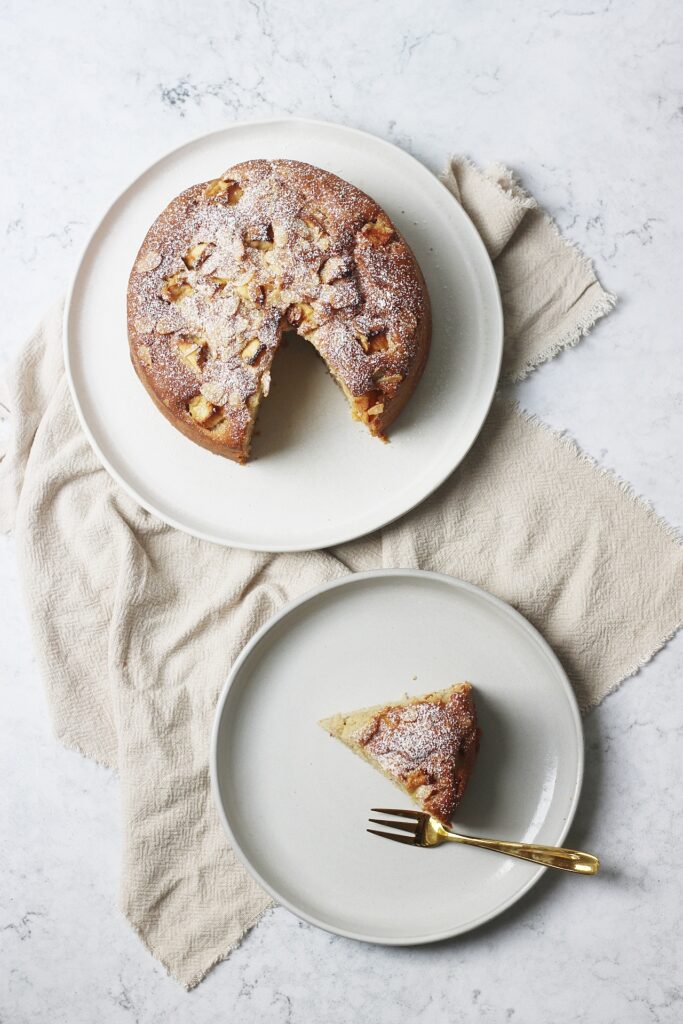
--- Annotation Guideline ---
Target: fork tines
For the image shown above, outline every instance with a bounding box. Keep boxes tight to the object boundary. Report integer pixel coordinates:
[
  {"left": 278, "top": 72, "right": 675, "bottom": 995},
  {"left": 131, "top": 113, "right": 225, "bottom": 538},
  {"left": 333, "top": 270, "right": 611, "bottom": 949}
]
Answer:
[
  {"left": 367, "top": 807, "right": 426, "bottom": 846},
  {"left": 368, "top": 817, "right": 416, "bottom": 833},
  {"left": 371, "top": 807, "right": 425, "bottom": 819},
  {"left": 367, "top": 828, "right": 416, "bottom": 845}
]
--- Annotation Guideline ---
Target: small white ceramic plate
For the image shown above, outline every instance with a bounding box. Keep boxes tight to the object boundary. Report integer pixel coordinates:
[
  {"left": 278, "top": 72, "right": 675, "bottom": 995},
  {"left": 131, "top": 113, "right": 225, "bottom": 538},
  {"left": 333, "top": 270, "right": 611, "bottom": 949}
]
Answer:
[
  {"left": 64, "top": 118, "right": 502, "bottom": 551},
  {"left": 211, "top": 570, "right": 583, "bottom": 944}
]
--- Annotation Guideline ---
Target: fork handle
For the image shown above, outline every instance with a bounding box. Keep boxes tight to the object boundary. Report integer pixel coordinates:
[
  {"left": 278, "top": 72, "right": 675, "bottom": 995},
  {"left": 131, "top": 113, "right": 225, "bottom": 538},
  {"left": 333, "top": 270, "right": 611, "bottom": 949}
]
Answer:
[{"left": 442, "top": 829, "right": 599, "bottom": 874}]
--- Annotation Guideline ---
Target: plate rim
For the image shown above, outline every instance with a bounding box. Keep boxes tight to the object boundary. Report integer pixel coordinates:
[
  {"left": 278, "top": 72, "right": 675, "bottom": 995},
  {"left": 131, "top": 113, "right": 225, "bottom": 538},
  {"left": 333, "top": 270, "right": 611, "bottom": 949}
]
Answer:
[
  {"left": 63, "top": 117, "right": 503, "bottom": 552},
  {"left": 210, "top": 568, "right": 584, "bottom": 945}
]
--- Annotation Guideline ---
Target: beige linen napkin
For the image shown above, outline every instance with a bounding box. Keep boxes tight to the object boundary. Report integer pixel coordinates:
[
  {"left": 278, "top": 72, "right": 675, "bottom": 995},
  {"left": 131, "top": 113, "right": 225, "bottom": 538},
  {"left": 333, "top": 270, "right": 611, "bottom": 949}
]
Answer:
[{"left": 1, "top": 159, "right": 681, "bottom": 989}]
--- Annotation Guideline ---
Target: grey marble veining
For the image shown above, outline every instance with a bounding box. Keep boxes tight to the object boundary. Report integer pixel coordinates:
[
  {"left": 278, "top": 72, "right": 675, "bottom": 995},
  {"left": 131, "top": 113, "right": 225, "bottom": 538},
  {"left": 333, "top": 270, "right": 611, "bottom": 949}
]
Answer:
[{"left": 1, "top": 1, "right": 681, "bottom": 1021}]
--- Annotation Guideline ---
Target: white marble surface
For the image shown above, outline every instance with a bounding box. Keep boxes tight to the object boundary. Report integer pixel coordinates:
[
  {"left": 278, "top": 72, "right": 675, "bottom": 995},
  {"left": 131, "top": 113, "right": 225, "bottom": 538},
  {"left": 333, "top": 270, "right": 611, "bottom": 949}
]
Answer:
[{"left": 1, "top": 1, "right": 682, "bottom": 1020}]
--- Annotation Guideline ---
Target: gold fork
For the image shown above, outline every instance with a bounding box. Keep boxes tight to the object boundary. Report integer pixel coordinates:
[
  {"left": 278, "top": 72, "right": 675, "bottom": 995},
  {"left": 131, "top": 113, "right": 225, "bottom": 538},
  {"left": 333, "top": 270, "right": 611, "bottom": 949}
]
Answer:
[{"left": 368, "top": 808, "right": 599, "bottom": 874}]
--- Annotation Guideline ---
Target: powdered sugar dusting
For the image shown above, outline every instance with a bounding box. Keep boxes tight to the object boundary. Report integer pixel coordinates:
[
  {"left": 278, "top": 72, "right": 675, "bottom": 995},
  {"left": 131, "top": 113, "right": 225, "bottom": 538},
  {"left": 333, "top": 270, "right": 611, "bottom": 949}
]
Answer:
[
  {"left": 358, "top": 686, "right": 479, "bottom": 822},
  {"left": 127, "top": 159, "right": 429, "bottom": 456}
]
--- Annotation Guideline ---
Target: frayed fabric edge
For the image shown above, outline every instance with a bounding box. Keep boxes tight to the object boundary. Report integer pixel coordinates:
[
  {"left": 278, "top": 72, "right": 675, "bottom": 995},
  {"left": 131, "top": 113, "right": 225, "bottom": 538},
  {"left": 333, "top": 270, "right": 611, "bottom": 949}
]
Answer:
[
  {"left": 442, "top": 157, "right": 617, "bottom": 382},
  {"left": 56, "top": 731, "right": 118, "bottom": 773},
  {"left": 506, "top": 398, "right": 683, "bottom": 714},
  {"left": 540, "top": 210, "right": 603, "bottom": 275},
  {"left": 506, "top": 398, "right": 682, "bottom": 547},
  {"left": 442, "top": 155, "right": 538, "bottom": 212},
  {"left": 505, "top": 288, "right": 618, "bottom": 384},
  {"left": 58, "top": 722, "right": 278, "bottom": 989},
  {"left": 122, "top": 899, "right": 277, "bottom": 991},
  {"left": 579, "top": 617, "right": 682, "bottom": 716}
]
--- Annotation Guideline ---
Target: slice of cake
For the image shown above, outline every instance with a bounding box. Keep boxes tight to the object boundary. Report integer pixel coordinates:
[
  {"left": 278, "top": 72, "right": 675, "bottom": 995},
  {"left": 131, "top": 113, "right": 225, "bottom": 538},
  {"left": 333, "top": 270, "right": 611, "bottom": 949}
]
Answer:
[{"left": 319, "top": 683, "right": 480, "bottom": 823}]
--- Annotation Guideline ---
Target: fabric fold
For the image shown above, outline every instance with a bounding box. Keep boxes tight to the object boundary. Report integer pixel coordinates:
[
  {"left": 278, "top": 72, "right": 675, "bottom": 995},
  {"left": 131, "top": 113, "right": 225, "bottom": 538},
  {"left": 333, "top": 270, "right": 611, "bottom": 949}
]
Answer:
[{"left": 445, "top": 157, "right": 616, "bottom": 381}]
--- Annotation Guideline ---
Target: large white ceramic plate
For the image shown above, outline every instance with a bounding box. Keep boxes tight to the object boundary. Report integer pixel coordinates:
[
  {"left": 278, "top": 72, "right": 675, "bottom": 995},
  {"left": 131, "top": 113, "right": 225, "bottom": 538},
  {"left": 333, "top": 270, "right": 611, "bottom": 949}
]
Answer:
[
  {"left": 64, "top": 119, "right": 502, "bottom": 551},
  {"left": 211, "top": 570, "right": 583, "bottom": 944}
]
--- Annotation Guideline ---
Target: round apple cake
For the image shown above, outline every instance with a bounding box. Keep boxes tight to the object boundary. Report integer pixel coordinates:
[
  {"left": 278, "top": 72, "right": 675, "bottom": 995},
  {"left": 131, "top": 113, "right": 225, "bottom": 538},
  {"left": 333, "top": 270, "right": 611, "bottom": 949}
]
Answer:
[{"left": 127, "top": 159, "right": 431, "bottom": 462}]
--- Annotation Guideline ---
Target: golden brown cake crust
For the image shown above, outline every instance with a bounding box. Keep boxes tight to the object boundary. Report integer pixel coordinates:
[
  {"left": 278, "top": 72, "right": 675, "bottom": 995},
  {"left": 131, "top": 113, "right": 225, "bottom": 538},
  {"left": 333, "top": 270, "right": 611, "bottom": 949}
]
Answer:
[
  {"left": 127, "top": 159, "right": 431, "bottom": 462},
  {"left": 357, "top": 684, "right": 480, "bottom": 823}
]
